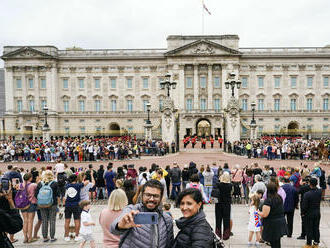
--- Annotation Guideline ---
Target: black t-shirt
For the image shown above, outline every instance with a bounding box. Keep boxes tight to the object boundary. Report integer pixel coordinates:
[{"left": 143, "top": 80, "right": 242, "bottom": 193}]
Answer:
[
  {"left": 263, "top": 196, "right": 284, "bottom": 219},
  {"left": 216, "top": 182, "right": 233, "bottom": 204},
  {"left": 253, "top": 168, "right": 262, "bottom": 175}
]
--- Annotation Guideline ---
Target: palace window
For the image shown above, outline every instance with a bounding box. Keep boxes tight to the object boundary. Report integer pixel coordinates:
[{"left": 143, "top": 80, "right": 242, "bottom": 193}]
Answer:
[
  {"left": 200, "top": 99, "right": 206, "bottom": 110},
  {"left": 63, "top": 100, "right": 69, "bottom": 112},
  {"left": 258, "top": 76, "right": 264, "bottom": 88},
  {"left": 94, "top": 78, "right": 100, "bottom": 89},
  {"left": 214, "top": 77, "right": 220, "bottom": 88},
  {"left": 41, "top": 100, "right": 47, "bottom": 110},
  {"left": 290, "top": 99, "right": 296, "bottom": 111},
  {"left": 291, "top": 76, "right": 297, "bottom": 88},
  {"left": 200, "top": 76, "right": 206, "bottom": 88},
  {"left": 323, "top": 98, "right": 329, "bottom": 110},
  {"left": 127, "top": 78, "right": 133, "bottom": 89},
  {"left": 186, "top": 99, "right": 193, "bottom": 111},
  {"left": 28, "top": 78, "right": 34, "bottom": 89},
  {"left": 324, "top": 76, "right": 329, "bottom": 87},
  {"left": 79, "top": 100, "right": 85, "bottom": 112},
  {"left": 258, "top": 99, "right": 264, "bottom": 111},
  {"left": 16, "top": 79, "right": 22, "bottom": 89},
  {"left": 307, "top": 98, "right": 313, "bottom": 111},
  {"left": 127, "top": 100, "right": 133, "bottom": 112},
  {"left": 143, "top": 100, "right": 149, "bottom": 112},
  {"left": 274, "top": 77, "right": 280, "bottom": 88},
  {"left": 111, "top": 100, "right": 117, "bottom": 112},
  {"left": 242, "top": 99, "right": 248, "bottom": 111},
  {"left": 159, "top": 99, "right": 163, "bottom": 111},
  {"left": 17, "top": 100, "right": 22, "bottom": 112},
  {"left": 40, "top": 78, "right": 46, "bottom": 89},
  {"left": 63, "top": 79, "right": 68, "bottom": 89},
  {"left": 274, "top": 99, "right": 280, "bottom": 111},
  {"left": 111, "top": 78, "right": 116, "bottom": 89},
  {"left": 241, "top": 77, "right": 248, "bottom": 88},
  {"left": 29, "top": 100, "right": 35, "bottom": 112},
  {"left": 95, "top": 100, "right": 100, "bottom": 112},
  {"left": 142, "top": 78, "right": 149, "bottom": 89},
  {"left": 186, "top": 77, "right": 193, "bottom": 88},
  {"left": 214, "top": 99, "right": 220, "bottom": 111},
  {"left": 307, "top": 76, "right": 313, "bottom": 88},
  {"left": 79, "top": 78, "right": 84, "bottom": 89}
]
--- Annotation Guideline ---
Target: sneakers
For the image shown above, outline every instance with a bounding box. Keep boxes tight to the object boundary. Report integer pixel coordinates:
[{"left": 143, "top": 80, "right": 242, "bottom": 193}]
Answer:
[
  {"left": 247, "top": 242, "right": 253, "bottom": 247},
  {"left": 74, "top": 236, "right": 82, "bottom": 242},
  {"left": 312, "top": 242, "right": 319, "bottom": 248},
  {"left": 64, "top": 237, "right": 71, "bottom": 242},
  {"left": 255, "top": 242, "right": 261, "bottom": 248}
]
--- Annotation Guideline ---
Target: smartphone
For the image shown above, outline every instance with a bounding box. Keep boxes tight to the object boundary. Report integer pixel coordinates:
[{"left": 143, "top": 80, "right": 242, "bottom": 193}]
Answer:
[
  {"left": 134, "top": 212, "right": 158, "bottom": 225},
  {"left": 1, "top": 178, "right": 10, "bottom": 191},
  {"left": 12, "top": 178, "right": 19, "bottom": 187}
]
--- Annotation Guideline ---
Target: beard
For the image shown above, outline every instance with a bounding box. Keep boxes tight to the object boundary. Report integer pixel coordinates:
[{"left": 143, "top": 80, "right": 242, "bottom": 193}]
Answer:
[{"left": 143, "top": 199, "right": 160, "bottom": 211}]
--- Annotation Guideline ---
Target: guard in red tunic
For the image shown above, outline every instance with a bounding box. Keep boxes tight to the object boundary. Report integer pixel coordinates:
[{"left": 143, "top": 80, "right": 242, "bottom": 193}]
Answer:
[
  {"left": 210, "top": 136, "right": 214, "bottom": 148},
  {"left": 218, "top": 136, "right": 223, "bottom": 148},
  {"left": 192, "top": 136, "right": 197, "bottom": 148}
]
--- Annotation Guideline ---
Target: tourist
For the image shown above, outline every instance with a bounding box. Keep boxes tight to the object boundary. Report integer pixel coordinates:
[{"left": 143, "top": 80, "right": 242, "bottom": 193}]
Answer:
[
  {"left": 104, "top": 163, "right": 116, "bottom": 197},
  {"left": 99, "top": 189, "right": 128, "bottom": 248},
  {"left": 169, "top": 162, "right": 181, "bottom": 201},
  {"left": 35, "top": 170, "right": 59, "bottom": 242},
  {"left": 96, "top": 165, "right": 106, "bottom": 199},
  {"left": 301, "top": 178, "right": 322, "bottom": 248},
  {"left": 79, "top": 200, "right": 96, "bottom": 248},
  {"left": 203, "top": 165, "right": 214, "bottom": 203},
  {"left": 186, "top": 174, "right": 208, "bottom": 203},
  {"left": 250, "top": 175, "right": 267, "bottom": 195},
  {"left": 214, "top": 172, "right": 232, "bottom": 240},
  {"left": 247, "top": 194, "right": 261, "bottom": 247},
  {"left": 297, "top": 177, "right": 311, "bottom": 240},
  {"left": 110, "top": 180, "right": 174, "bottom": 248},
  {"left": 172, "top": 188, "right": 214, "bottom": 247},
  {"left": 181, "top": 164, "right": 190, "bottom": 190},
  {"left": 258, "top": 183, "right": 287, "bottom": 248}
]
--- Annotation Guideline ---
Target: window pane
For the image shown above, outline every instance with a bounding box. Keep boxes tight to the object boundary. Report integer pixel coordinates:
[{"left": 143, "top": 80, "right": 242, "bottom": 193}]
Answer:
[
  {"left": 186, "top": 99, "right": 192, "bottom": 111},
  {"left": 79, "top": 79, "right": 84, "bottom": 89},
  {"left": 64, "top": 101, "right": 69, "bottom": 112},
  {"left": 16, "top": 79, "right": 22, "bottom": 89},
  {"left": 324, "top": 77, "right": 329, "bottom": 87},
  {"left": 63, "top": 79, "right": 68, "bottom": 89},
  {"left": 307, "top": 77, "right": 313, "bottom": 88},
  {"left": 159, "top": 99, "right": 163, "bottom": 111},
  {"left": 258, "top": 99, "right": 264, "bottom": 111},
  {"left": 323, "top": 98, "right": 329, "bottom": 110},
  {"left": 307, "top": 98, "right": 313, "bottom": 110},
  {"left": 214, "top": 77, "right": 220, "bottom": 88},
  {"left": 258, "top": 77, "right": 264, "bottom": 88},
  {"left": 200, "top": 99, "right": 206, "bottom": 110},
  {"left": 41, "top": 79, "right": 46, "bottom": 89},
  {"left": 111, "top": 100, "right": 117, "bottom": 111},
  {"left": 111, "top": 78, "right": 116, "bottom": 88},
  {"left": 143, "top": 78, "right": 148, "bottom": 89},
  {"left": 95, "top": 79, "right": 100, "bottom": 89},
  {"left": 274, "top": 99, "right": 280, "bottom": 111},
  {"left": 242, "top": 99, "right": 248, "bottom": 111},
  {"left": 186, "top": 77, "right": 193, "bottom": 88},
  {"left": 41, "top": 100, "right": 47, "bottom": 110},
  {"left": 79, "top": 101, "right": 85, "bottom": 112},
  {"left": 143, "top": 100, "right": 149, "bottom": 112},
  {"left": 127, "top": 100, "right": 133, "bottom": 111},
  {"left": 242, "top": 77, "right": 248, "bottom": 88},
  {"left": 95, "top": 100, "right": 100, "bottom": 111},
  {"left": 29, "top": 79, "right": 34, "bottom": 88},
  {"left": 29, "top": 100, "right": 35, "bottom": 111},
  {"left": 274, "top": 77, "right": 280, "bottom": 88},
  {"left": 200, "top": 76, "right": 206, "bottom": 88},
  {"left": 290, "top": 99, "right": 296, "bottom": 111},
  {"left": 17, "top": 100, "right": 22, "bottom": 112},
  {"left": 291, "top": 77, "right": 296, "bottom": 88},
  {"left": 127, "top": 78, "right": 132, "bottom": 89}
]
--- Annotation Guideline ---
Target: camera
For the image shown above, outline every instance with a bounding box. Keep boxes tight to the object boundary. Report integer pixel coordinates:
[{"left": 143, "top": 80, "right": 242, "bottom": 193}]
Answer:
[{"left": 0, "top": 178, "right": 10, "bottom": 191}]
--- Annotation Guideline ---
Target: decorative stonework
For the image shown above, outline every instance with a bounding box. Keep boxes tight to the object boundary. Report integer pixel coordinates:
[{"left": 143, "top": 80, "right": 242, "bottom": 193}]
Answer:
[
  {"left": 266, "top": 64, "right": 273, "bottom": 71},
  {"left": 225, "top": 97, "right": 240, "bottom": 129},
  {"left": 249, "top": 65, "right": 257, "bottom": 71},
  {"left": 282, "top": 64, "right": 289, "bottom": 71},
  {"left": 193, "top": 44, "right": 215, "bottom": 55},
  {"left": 315, "top": 64, "right": 322, "bottom": 71},
  {"left": 298, "top": 64, "right": 306, "bottom": 71},
  {"left": 117, "top": 66, "right": 125, "bottom": 73}
]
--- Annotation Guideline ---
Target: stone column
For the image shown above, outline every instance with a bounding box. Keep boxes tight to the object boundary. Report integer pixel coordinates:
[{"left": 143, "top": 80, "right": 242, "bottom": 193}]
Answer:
[
  {"left": 193, "top": 64, "right": 199, "bottom": 110},
  {"left": 178, "top": 64, "right": 185, "bottom": 110},
  {"left": 161, "top": 98, "right": 176, "bottom": 144},
  {"left": 42, "top": 127, "right": 50, "bottom": 141},
  {"left": 250, "top": 123, "right": 257, "bottom": 140},
  {"left": 5, "top": 66, "right": 14, "bottom": 112},
  {"left": 207, "top": 64, "right": 213, "bottom": 110},
  {"left": 144, "top": 123, "right": 153, "bottom": 141}
]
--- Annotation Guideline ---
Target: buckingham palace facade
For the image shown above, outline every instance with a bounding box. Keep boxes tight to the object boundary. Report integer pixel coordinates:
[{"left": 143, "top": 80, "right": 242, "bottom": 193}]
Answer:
[{"left": 1, "top": 35, "right": 330, "bottom": 140}]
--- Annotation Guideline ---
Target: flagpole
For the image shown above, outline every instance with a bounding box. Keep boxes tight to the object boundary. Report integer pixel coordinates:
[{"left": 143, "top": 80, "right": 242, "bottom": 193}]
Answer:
[{"left": 202, "top": 0, "right": 204, "bottom": 35}]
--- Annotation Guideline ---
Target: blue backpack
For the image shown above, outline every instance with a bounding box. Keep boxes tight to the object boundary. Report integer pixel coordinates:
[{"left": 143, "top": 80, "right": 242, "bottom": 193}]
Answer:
[{"left": 37, "top": 181, "right": 54, "bottom": 208}]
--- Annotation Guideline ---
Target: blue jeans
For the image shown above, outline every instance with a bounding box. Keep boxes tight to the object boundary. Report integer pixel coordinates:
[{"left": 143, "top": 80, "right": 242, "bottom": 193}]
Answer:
[
  {"left": 171, "top": 183, "right": 181, "bottom": 200},
  {"left": 204, "top": 186, "right": 212, "bottom": 202},
  {"left": 97, "top": 187, "right": 107, "bottom": 199}
]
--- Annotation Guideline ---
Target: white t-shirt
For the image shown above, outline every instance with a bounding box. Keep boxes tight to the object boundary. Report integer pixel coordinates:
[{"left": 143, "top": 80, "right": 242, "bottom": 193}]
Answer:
[
  {"left": 55, "top": 163, "right": 65, "bottom": 173},
  {"left": 80, "top": 210, "right": 93, "bottom": 235},
  {"left": 80, "top": 183, "right": 94, "bottom": 201}
]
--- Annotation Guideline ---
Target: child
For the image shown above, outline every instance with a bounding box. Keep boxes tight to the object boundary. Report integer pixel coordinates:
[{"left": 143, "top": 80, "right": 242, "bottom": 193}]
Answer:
[
  {"left": 163, "top": 202, "right": 173, "bottom": 219},
  {"left": 79, "top": 200, "right": 95, "bottom": 248},
  {"left": 248, "top": 194, "right": 261, "bottom": 247}
]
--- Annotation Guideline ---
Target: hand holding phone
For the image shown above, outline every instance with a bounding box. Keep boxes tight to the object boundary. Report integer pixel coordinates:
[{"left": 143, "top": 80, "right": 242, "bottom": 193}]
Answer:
[
  {"left": 134, "top": 212, "right": 158, "bottom": 225},
  {"left": 118, "top": 210, "right": 141, "bottom": 229}
]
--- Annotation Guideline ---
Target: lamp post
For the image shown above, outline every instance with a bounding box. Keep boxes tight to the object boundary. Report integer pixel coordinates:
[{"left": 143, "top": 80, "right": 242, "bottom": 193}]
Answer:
[
  {"left": 146, "top": 103, "right": 151, "bottom": 124},
  {"left": 160, "top": 73, "right": 177, "bottom": 97},
  {"left": 225, "top": 72, "right": 241, "bottom": 97},
  {"left": 250, "top": 102, "right": 257, "bottom": 140},
  {"left": 42, "top": 105, "right": 50, "bottom": 141}
]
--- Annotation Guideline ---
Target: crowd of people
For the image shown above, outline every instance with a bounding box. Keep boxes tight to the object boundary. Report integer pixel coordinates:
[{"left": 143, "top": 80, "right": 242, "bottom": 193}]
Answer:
[
  {"left": 0, "top": 136, "right": 176, "bottom": 163},
  {"left": 0, "top": 159, "right": 329, "bottom": 248}
]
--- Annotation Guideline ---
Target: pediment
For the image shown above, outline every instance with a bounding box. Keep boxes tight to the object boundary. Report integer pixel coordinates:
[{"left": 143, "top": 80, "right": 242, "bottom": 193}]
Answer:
[
  {"left": 165, "top": 39, "right": 241, "bottom": 57},
  {"left": 1, "top": 47, "right": 55, "bottom": 59}
]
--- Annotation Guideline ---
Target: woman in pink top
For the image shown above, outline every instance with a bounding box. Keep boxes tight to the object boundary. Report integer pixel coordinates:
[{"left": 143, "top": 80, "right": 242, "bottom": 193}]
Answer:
[
  {"left": 20, "top": 173, "right": 38, "bottom": 243},
  {"left": 99, "top": 189, "right": 128, "bottom": 248}
]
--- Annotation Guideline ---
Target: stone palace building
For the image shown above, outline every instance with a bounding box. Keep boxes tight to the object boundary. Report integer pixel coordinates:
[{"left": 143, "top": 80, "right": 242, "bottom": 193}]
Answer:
[{"left": 1, "top": 35, "right": 330, "bottom": 141}]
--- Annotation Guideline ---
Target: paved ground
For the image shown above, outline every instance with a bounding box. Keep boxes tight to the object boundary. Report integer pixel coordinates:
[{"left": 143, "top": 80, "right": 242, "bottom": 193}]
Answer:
[{"left": 12, "top": 201, "right": 330, "bottom": 248}]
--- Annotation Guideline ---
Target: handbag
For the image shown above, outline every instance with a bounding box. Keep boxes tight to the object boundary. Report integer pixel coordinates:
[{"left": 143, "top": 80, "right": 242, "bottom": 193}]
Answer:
[{"left": 0, "top": 232, "right": 15, "bottom": 248}]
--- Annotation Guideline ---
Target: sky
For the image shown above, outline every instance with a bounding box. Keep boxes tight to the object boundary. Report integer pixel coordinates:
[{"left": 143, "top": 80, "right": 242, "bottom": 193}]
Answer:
[{"left": 1, "top": 0, "right": 330, "bottom": 67}]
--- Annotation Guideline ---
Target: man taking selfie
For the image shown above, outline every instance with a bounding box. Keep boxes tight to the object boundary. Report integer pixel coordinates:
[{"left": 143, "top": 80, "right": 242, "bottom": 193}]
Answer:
[{"left": 111, "top": 180, "right": 173, "bottom": 248}]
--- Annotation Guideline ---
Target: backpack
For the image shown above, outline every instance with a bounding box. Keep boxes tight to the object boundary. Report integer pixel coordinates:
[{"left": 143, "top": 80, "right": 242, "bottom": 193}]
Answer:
[
  {"left": 37, "top": 181, "right": 54, "bottom": 208},
  {"left": 14, "top": 183, "right": 31, "bottom": 210}
]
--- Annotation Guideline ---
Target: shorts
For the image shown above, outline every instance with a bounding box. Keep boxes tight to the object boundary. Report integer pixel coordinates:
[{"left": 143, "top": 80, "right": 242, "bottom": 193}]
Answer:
[
  {"left": 65, "top": 205, "right": 81, "bottom": 220},
  {"left": 80, "top": 233, "right": 94, "bottom": 242},
  {"left": 37, "top": 209, "right": 42, "bottom": 220},
  {"left": 58, "top": 186, "right": 66, "bottom": 198},
  {"left": 21, "top": 203, "right": 37, "bottom": 213},
  {"left": 89, "top": 185, "right": 96, "bottom": 192}
]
